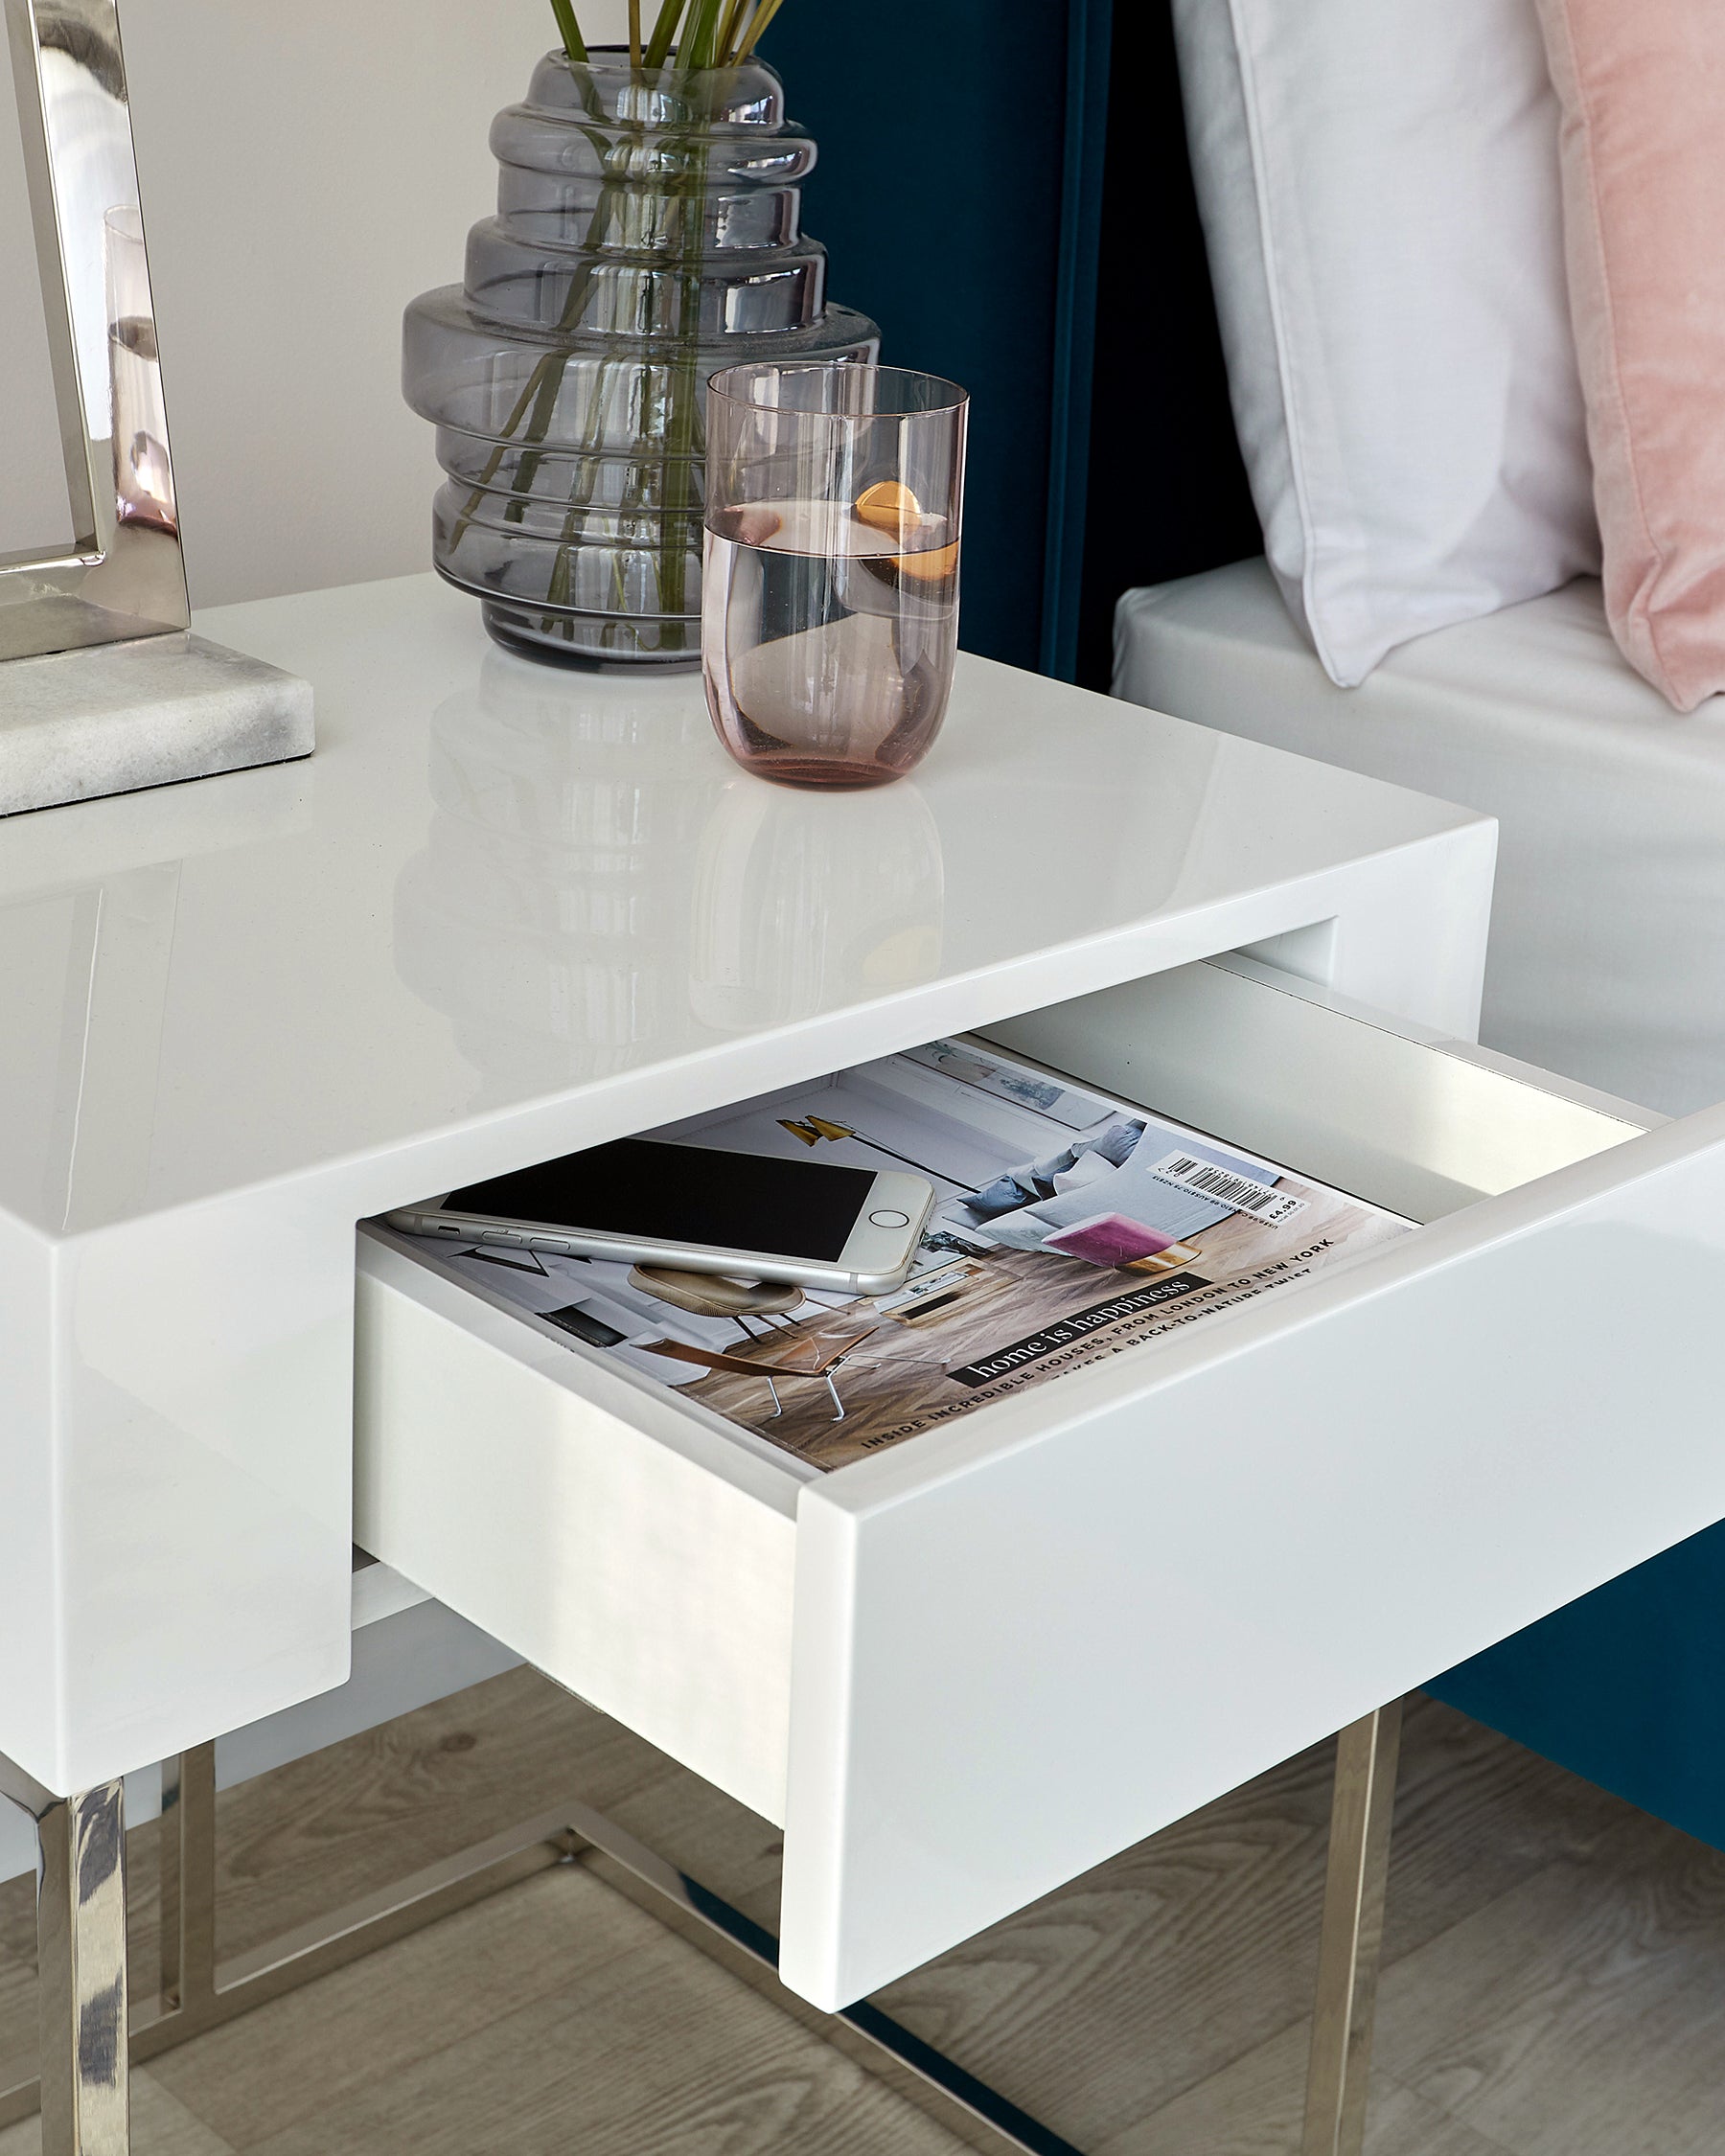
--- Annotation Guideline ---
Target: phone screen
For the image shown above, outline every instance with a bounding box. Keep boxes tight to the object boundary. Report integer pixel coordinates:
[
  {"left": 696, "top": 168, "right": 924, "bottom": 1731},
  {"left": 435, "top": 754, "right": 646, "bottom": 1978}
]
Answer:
[{"left": 444, "top": 1138, "right": 880, "bottom": 1262}]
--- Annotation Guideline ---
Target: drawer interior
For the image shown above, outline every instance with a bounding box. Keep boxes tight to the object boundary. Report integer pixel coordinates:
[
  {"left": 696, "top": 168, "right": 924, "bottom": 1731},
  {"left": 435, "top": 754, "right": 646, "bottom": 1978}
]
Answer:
[
  {"left": 365, "top": 954, "right": 1653, "bottom": 1509},
  {"left": 985, "top": 957, "right": 1650, "bottom": 1227}
]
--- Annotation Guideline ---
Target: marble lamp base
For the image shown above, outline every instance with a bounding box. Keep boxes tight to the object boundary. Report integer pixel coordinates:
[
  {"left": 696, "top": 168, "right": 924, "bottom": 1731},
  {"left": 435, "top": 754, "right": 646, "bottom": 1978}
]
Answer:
[{"left": 0, "top": 632, "right": 313, "bottom": 816}]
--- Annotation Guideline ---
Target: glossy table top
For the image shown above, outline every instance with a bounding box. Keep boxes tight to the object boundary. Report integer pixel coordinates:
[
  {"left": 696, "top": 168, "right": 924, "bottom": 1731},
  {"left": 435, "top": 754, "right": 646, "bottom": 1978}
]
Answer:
[{"left": 0, "top": 574, "right": 1491, "bottom": 1243}]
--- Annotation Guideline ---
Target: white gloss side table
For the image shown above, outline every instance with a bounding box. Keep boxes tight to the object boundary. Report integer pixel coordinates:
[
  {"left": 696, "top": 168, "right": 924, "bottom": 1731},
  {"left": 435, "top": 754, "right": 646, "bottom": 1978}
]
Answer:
[{"left": 5, "top": 573, "right": 1719, "bottom": 2156}]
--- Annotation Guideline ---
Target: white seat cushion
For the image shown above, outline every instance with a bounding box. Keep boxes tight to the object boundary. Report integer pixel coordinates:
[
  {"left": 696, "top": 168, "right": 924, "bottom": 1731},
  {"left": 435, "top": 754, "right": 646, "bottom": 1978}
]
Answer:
[{"left": 1116, "top": 561, "right": 1725, "bottom": 1116}]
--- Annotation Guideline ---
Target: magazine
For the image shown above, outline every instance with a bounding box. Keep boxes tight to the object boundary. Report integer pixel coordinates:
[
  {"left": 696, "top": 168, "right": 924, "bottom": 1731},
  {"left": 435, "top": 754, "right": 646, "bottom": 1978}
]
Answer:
[{"left": 396, "top": 1038, "right": 1415, "bottom": 1472}]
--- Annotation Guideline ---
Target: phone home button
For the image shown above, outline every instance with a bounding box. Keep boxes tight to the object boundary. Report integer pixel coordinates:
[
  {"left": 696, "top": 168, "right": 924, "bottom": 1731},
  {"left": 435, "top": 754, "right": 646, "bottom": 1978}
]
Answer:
[{"left": 869, "top": 1209, "right": 911, "bottom": 1229}]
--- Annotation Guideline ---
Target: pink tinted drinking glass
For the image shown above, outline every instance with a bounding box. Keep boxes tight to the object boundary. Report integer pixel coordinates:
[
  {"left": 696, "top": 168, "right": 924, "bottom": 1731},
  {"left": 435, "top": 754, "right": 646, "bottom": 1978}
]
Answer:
[{"left": 702, "top": 362, "right": 968, "bottom": 788}]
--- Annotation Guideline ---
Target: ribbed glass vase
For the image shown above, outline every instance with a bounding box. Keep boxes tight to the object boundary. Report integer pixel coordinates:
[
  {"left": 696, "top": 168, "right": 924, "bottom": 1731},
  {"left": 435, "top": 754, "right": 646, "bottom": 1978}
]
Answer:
[{"left": 402, "top": 47, "right": 879, "bottom": 670}]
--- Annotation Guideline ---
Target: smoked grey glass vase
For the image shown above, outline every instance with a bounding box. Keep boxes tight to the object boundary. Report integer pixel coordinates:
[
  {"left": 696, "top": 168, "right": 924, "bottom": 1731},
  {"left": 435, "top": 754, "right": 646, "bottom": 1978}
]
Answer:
[{"left": 402, "top": 47, "right": 879, "bottom": 671}]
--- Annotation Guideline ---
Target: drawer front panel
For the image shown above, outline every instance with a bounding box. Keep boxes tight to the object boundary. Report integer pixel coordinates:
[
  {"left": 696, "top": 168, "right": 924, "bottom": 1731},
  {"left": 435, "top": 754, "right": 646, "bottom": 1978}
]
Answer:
[
  {"left": 355, "top": 1235, "right": 797, "bottom": 1824},
  {"left": 778, "top": 1106, "right": 1725, "bottom": 2007}
]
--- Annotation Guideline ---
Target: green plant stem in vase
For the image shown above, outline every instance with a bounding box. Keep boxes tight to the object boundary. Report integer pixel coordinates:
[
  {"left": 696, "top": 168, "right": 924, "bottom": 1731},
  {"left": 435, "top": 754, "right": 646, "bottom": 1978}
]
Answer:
[{"left": 402, "top": 1, "right": 877, "bottom": 669}]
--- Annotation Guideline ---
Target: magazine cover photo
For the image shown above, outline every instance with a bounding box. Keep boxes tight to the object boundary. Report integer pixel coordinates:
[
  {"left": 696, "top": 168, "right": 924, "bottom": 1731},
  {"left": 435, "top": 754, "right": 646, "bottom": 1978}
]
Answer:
[{"left": 403, "top": 1037, "right": 1415, "bottom": 1471}]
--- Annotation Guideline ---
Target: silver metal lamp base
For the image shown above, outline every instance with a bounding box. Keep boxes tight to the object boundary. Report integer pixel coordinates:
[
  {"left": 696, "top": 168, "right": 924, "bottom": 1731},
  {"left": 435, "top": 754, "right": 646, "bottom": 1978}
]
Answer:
[{"left": 0, "top": 632, "right": 313, "bottom": 816}]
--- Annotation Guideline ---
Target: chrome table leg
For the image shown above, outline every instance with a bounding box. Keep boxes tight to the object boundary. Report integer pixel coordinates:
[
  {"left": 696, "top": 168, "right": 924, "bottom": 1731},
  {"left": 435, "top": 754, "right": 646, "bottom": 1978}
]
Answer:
[
  {"left": 158, "top": 1744, "right": 217, "bottom": 2016},
  {"left": 37, "top": 1783, "right": 130, "bottom": 2156},
  {"left": 1301, "top": 1699, "right": 1403, "bottom": 2156}
]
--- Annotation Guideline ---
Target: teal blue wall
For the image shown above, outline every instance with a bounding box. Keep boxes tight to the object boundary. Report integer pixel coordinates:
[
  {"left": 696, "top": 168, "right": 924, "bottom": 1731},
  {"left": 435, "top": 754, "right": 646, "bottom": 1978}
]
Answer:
[
  {"left": 764, "top": 1, "right": 1257, "bottom": 684},
  {"left": 1432, "top": 1521, "right": 1725, "bottom": 1843},
  {"left": 763, "top": 4, "right": 1110, "bottom": 675}
]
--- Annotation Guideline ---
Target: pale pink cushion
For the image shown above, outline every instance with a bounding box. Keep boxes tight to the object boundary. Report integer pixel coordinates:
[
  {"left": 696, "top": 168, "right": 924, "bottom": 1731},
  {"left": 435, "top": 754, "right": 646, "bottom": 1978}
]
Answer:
[{"left": 1537, "top": 0, "right": 1725, "bottom": 711}]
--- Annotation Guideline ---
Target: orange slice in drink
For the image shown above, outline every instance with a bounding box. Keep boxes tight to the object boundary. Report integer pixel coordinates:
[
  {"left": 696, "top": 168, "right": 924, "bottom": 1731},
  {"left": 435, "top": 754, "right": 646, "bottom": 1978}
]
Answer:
[
  {"left": 856, "top": 481, "right": 956, "bottom": 585},
  {"left": 855, "top": 479, "right": 922, "bottom": 538},
  {"left": 892, "top": 539, "right": 959, "bottom": 584}
]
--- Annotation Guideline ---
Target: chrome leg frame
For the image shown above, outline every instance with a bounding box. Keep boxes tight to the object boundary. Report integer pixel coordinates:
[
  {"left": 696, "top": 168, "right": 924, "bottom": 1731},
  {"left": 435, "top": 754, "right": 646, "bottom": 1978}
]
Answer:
[
  {"left": 555, "top": 1792, "right": 1082, "bottom": 2156},
  {"left": 0, "top": 1702, "right": 1405, "bottom": 2156},
  {"left": 157, "top": 1745, "right": 216, "bottom": 2018},
  {"left": 39, "top": 1785, "right": 129, "bottom": 2156},
  {"left": 1302, "top": 1699, "right": 1404, "bottom": 2156},
  {"left": 0, "top": 1758, "right": 130, "bottom": 2156},
  {"left": 0, "top": 1736, "right": 1076, "bottom": 2156},
  {"left": 0, "top": 1742, "right": 560, "bottom": 2140}
]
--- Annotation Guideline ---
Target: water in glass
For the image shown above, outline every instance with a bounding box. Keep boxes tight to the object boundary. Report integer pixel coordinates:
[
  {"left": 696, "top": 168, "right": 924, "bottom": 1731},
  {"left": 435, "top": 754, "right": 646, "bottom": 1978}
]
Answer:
[{"left": 703, "top": 485, "right": 959, "bottom": 788}]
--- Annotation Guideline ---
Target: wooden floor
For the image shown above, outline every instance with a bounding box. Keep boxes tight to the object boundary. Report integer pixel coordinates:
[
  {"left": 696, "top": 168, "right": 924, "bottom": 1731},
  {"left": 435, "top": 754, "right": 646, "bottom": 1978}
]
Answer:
[{"left": 0, "top": 1673, "right": 1721, "bottom": 2153}]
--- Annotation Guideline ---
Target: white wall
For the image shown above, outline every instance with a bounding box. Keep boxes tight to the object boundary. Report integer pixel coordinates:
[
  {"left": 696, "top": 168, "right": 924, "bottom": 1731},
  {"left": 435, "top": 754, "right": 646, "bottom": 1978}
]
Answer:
[{"left": 122, "top": 0, "right": 629, "bottom": 607}]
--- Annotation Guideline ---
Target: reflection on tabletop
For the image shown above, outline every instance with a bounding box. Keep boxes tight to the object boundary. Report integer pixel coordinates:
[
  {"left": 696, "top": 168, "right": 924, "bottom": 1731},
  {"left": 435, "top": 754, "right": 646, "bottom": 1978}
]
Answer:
[{"left": 396, "top": 649, "right": 945, "bottom": 1096}]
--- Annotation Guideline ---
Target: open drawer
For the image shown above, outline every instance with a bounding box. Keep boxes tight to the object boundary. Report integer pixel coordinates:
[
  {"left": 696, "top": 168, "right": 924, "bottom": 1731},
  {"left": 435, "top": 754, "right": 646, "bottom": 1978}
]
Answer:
[{"left": 355, "top": 954, "right": 1725, "bottom": 2011}]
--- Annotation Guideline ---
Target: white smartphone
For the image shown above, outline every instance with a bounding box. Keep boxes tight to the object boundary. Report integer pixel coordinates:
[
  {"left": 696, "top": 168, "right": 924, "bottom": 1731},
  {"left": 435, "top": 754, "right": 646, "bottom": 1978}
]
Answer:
[{"left": 385, "top": 1136, "right": 935, "bottom": 1296}]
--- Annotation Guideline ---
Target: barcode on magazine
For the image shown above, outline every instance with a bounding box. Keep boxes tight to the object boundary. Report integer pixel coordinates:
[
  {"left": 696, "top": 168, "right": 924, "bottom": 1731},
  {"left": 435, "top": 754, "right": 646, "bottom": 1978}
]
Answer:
[{"left": 1147, "top": 1152, "right": 1307, "bottom": 1225}]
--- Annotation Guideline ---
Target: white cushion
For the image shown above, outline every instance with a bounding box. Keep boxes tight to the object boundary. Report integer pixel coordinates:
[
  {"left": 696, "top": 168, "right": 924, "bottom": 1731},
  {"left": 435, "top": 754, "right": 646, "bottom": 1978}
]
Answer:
[
  {"left": 1116, "top": 562, "right": 1725, "bottom": 1118},
  {"left": 1172, "top": 0, "right": 1599, "bottom": 686}
]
